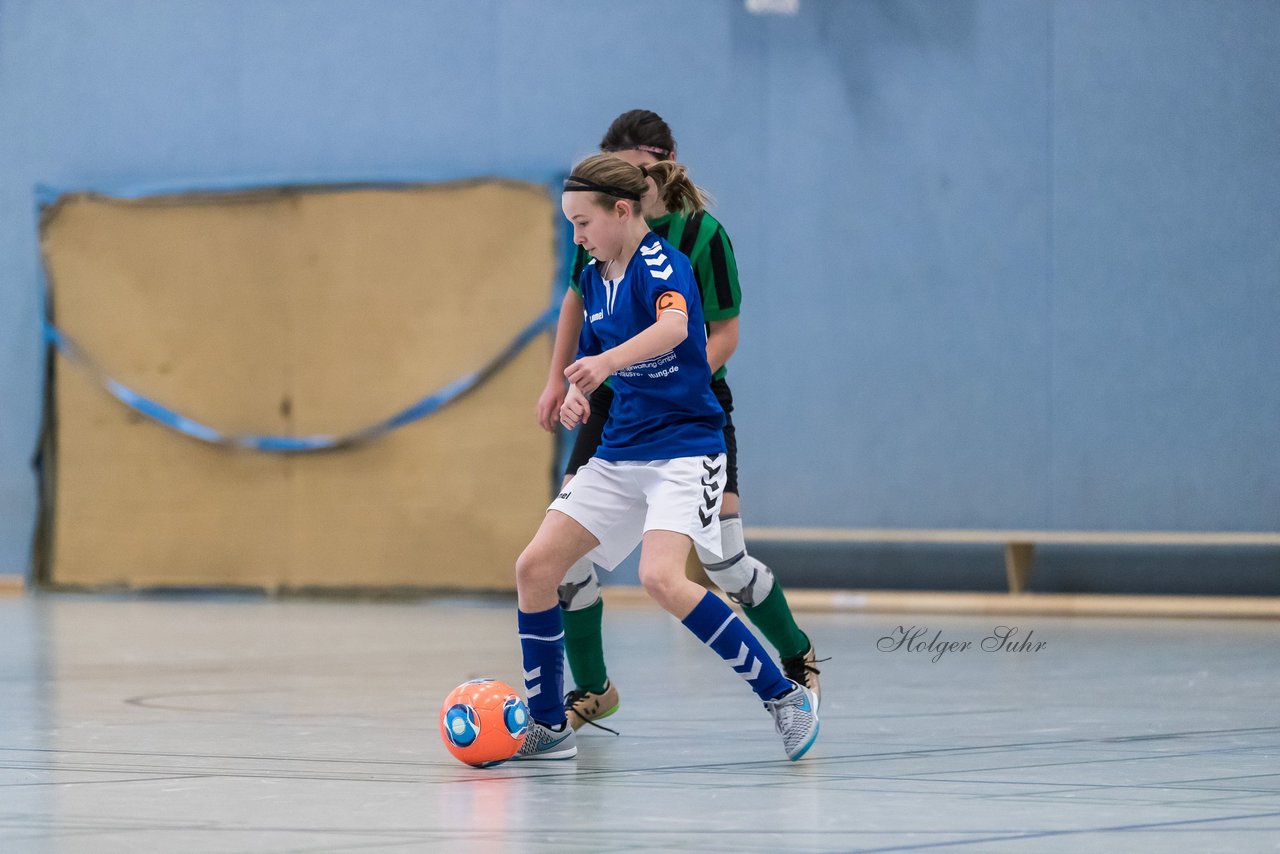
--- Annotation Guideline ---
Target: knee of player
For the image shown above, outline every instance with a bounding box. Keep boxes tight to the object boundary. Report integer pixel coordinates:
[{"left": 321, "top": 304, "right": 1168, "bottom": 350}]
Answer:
[
  {"left": 637, "top": 561, "right": 684, "bottom": 603},
  {"left": 514, "top": 547, "right": 561, "bottom": 592}
]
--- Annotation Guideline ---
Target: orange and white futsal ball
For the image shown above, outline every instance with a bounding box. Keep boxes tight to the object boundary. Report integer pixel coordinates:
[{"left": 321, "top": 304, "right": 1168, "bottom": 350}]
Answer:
[{"left": 439, "top": 678, "right": 529, "bottom": 767}]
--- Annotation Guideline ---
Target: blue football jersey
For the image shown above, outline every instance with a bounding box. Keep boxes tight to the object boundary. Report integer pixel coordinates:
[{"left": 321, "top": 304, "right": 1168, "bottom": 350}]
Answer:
[{"left": 577, "top": 233, "right": 726, "bottom": 462}]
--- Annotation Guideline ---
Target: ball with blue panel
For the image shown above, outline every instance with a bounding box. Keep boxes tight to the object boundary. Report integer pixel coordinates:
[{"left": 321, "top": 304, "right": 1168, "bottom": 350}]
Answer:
[
  {"left": 443, "top": 703, "right": 480, "bottom": 748},
  {"left": 503, "top": 695, "right": 529, "bottom": 738},
  {"left": 439, "top": 678, "right": 529, "bottom": 767}
]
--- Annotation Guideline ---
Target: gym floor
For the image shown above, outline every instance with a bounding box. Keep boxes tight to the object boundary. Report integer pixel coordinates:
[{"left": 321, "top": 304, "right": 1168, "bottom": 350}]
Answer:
[{"left": 2, "top": 593, "right": 1278, "bottom": 852}]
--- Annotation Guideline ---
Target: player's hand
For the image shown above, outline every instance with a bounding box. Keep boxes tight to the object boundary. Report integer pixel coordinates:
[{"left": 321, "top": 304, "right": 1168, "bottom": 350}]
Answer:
[
  {"left": 564, "top": 354, "right": 613, "bottom": 396},
  {"left": 536, "top": 380, "right": 567, "bottom": 433},
  {"left": 560, "top": 384, "right": 591, "bottom": 430}
]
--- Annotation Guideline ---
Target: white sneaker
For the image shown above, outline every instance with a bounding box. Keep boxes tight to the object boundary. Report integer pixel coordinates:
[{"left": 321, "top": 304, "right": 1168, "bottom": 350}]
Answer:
[
  {"left": 764, "top": 681, "right": 819, "bottom": 761},
  {"left": 513, "top": 720, "right": 578, "bottom": 760}
]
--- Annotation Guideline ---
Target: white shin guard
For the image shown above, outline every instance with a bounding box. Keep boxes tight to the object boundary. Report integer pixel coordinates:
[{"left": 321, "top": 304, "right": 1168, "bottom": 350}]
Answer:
[
  {"left": 557, "top": 556, "right": 602, "bottom": 611},
  {"left": 695, "top": 515, "right": 775, "bottom": 608}
]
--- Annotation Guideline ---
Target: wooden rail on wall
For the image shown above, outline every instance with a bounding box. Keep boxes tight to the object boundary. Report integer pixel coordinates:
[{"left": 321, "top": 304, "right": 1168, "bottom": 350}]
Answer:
[
  {"left": 606, "top": 586, "right": 1280, "bottom": 618},
  {"left": 780, "top": 590, "right": 1280, "bottom": 619},
  {"left": 697, "top": 527, "right": 1280, "bottom": 618},
  {"left": 0, "top": 577, "right": 24, "bottom": 596}
]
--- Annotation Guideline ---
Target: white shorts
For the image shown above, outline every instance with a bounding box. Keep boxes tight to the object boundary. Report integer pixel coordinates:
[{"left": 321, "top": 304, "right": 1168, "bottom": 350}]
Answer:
[{"left": 549, "top": 454, "right": 728, "bottom": 571}]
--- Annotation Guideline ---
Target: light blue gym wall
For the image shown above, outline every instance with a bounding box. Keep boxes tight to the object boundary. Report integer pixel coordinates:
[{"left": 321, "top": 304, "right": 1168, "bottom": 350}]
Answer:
[
  {"left": 733, "top": 1, "right": 1280, "bottom": 533},
  {"left": 1, "top": 1, "right": 1277, "bottom": 582}
]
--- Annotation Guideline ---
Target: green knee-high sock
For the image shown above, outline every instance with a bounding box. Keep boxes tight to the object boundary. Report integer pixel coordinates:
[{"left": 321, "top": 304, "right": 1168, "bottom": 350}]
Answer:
[
  {"left": 562, "top": 597, "right": 609, "bottom": 694},
  {"left": 742, "top": 584, "right": 810, "bottom": 660}
]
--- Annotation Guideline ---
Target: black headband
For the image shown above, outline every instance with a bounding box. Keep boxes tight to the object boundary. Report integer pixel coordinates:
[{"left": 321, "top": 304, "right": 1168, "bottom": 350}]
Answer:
[
  {"left": 603, "top": 143, "right": 675, "bottom": 159},
  {"left": 563, "top": 175, "right": 642, "bottom": 201}
]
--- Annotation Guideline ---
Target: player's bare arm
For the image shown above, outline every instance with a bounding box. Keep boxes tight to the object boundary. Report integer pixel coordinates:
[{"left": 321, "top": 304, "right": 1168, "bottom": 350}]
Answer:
[
  {"left": 565, "top": 300, "right": 688, "bottom": 394},
  {"left": 705, "top": 316, "right": 739, "bottom": 375},
  {"left": 537, "top": 289, "right": 587, "bottom": 432}
]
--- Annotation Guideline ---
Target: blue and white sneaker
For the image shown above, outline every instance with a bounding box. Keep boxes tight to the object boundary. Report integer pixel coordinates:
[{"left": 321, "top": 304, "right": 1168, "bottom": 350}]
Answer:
[
  {"left": 764, "top": 681, "right": 819, "bottom": 761},
  {"left": 514, "top": 720, "right": 578, "bottom": 760}
]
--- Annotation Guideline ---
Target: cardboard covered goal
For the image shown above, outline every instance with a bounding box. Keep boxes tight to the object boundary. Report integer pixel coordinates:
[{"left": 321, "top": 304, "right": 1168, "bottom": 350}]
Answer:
[{"left": 35, "top": 179, "right": 557, "bottom": 591}]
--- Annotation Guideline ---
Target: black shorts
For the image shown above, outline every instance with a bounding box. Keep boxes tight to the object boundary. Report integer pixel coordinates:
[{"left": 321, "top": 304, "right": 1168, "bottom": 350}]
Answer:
[
  {"left": 564, "top": 378, "right": 739, "bottom": 496},
  {"left": 564, "top": 384, "right": 615, "bottom": 478}
]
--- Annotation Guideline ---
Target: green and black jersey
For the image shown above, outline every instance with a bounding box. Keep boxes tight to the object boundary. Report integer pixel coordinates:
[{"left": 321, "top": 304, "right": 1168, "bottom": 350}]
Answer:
[{"left": 568, "top": 210, "right": 741, "bottom": 380}]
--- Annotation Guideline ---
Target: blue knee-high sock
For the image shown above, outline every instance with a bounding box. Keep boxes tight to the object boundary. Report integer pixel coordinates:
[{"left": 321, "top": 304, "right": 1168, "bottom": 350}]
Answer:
[
  {"left": 681, "top": 591, "right": 791, "bottom": 701},
  {"left": 517, "top": 606, "right": 567, "bottom": 727}
]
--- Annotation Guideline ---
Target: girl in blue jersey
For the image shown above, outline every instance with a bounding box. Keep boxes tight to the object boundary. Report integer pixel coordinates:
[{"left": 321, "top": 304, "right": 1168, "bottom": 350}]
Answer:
[
  {"left": 513, "top": 154, "right": 819, "bottom": 762},
  {"left": 539, "top": 111, "right": 820, "bottom": 734}
]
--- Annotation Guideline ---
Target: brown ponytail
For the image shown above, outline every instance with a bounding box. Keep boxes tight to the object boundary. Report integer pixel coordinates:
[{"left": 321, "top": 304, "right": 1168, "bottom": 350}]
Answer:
[{"left": 644, "top": 161, "right": 709, "bottom": 214}]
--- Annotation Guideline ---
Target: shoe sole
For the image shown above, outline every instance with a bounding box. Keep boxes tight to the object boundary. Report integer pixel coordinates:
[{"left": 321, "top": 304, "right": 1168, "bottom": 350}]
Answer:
[
  {"left": 514, "top": 743, "right": 578, "bottom": 760},
  {"left": 785, "top": 687, "right": 820, "bottom": 761},
  {"left": 787, "top": 720, "right": 820, "bottom": 761}
]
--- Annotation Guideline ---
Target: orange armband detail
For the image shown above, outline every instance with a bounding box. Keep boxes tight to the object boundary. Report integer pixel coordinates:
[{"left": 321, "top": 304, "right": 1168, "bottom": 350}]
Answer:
[{"left": 656, "top": 291, "right": 688, "bottom": 319}]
